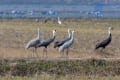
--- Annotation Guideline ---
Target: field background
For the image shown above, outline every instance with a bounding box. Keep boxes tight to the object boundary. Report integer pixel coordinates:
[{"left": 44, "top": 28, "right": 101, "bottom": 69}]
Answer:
[
  {"left": 0, "top": 19, "right": 119, "bottom": 59},
  {"left": 0, "top": 19, "right": 119, "bottom": 80}
]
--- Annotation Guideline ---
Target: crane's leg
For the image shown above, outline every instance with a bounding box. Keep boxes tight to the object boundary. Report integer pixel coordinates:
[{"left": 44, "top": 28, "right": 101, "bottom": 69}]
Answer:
[
  {"left": 60, "top": 52, "right": 61, "bottom": 58},
  {"left": 60, "top": 52, "right": 62, "bottom": 58},
  {"left": 43, "top": 48, "right": 45, "bottom": 58},
  {"left": 34, "top": 48, "right": 39, "bottom": 58},
  {"left": 59, "top": 51, "right": 62, "bottom": 58},
  {"left": 45, "top": 48, "right": 47, "bottom": 58},
  {"left": 61, "top": 50, "right": 64, "bottom": 58},
  {"left": 66, "top": 48, "right": 69, "bottom": 58},
  {"left": 32, "top": 48, "right": 35, "bottom": 58},
  {"left": 43, "top": 47, "right": 47, "bottom": 58},
  {"left": 59, "top": 50, "right": 64, "bottom": 58},
  {"left": 100, "top": 47, "right": 105, "bottom": 52}
]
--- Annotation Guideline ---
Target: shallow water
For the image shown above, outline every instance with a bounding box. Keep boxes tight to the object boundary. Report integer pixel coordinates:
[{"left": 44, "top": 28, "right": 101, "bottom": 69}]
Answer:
[{"left": 0, "top": 3, "right": 120, "bottom": 18}]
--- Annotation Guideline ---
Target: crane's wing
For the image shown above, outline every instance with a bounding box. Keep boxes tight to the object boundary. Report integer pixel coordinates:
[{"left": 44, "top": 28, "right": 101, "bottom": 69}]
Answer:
[
  {"left": 38, "top": 38, "right": 53, "bottom": 47},
  {"left": 54, "top": 38, "right": 70, "bottom": 48},
  {"left": 95, "top": 37, "right": 111, "bottom": 49},
  {"left": 25, "top": 38, "right": 40, "bottom": 49}
]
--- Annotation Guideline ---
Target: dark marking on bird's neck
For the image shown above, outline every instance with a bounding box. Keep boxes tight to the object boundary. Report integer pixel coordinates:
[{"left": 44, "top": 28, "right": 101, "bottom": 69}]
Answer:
[{"left": 109, "top": 33, "right": 112, "bottom": 37}]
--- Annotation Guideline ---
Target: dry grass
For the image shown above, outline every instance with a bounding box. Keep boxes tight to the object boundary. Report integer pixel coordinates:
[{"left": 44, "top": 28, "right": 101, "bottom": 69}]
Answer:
[{"left": 0, "top": 19, "right": 119, "bottom": 59}]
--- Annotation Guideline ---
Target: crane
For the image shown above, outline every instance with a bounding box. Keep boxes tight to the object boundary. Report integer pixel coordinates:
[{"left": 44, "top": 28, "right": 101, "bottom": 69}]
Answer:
[
  {"left": 59, "top": 30, "right": 75, "bottom": 58},
  {"left": 58, "top": 17, "right": 62, "bottom": 25},
  {"left": 54, "top": 29, "right": 71, "bottom": 48},
  {"left": 95, "top": 27, "right": 112, "bottom": 50},
  {"left": 38, "top": 30, "right": 56, "bottom": 57},
  {"left": 25, "top": 28, "right": 41, "bottom": 57}
]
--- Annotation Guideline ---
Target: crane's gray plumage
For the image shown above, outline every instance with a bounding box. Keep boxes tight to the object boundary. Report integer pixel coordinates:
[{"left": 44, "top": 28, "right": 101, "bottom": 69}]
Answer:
[
  {"left": 59, "top": 30, "right": 75, "bottom": 57},
  {"left": 54, "top": 29, "right": 71, "bottom": 48},
  {"left": 25, "top": 28, "right": 41, "bottom": 57},
  {"left": 95, "top": 27, "right": 112, "bottom": 49},
  {"left": 38, "top": 30, "right": 56, "bottom": 57}
]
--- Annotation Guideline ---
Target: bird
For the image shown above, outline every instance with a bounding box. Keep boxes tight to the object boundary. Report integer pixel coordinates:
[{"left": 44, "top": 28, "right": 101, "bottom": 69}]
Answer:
[
  {"left": 25, "top": 28, "right": 41, "bottom": 57},
  {"left": 35, "top": 18, "right": 39, "bottom": 22},
  {"left": 54, "top": 29, "right": 71, "bottom": 48},
  {"left": 95, "top": 27, "right": 112, "bottom": 50},
  {"left": 57, "top": 17, "right": 62, "bottom": 25},
  {"left": 59, "top": 30, "right": 75, "bottom": 58},
  {"left": 38, "top": 30, "right": 56, "bottom": 57}
]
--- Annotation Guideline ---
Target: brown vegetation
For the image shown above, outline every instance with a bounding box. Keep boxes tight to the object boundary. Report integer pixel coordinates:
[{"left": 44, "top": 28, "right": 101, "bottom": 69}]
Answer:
[{"left": 0, "top": 19, "right": 119, "bottom": 59}]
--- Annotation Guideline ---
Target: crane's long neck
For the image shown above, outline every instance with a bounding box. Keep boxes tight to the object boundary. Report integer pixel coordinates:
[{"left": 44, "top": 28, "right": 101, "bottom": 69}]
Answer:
[
  {"left": 70, "top": 31, "right": 74, "bottom": 41},
  {"left": 58, "top": 17, "right": 60, "bottom": 21},
  {"left": 68, "top": 30, "right": 71, "bottom": 38},
  {"left": 53, "top": 31, "right": 56, "bottom": 39},
  {"left": 108, "top": 28, "right": 112, "bottom": 39},
  {"left": 51, "top": 30, "right": 56, "bottom": 42},
  {"left": 109, "top": 29, "right": 111, "bottom": 35},
  {"left": 37, "top": 29, "right": 40, "bottom": 39}
]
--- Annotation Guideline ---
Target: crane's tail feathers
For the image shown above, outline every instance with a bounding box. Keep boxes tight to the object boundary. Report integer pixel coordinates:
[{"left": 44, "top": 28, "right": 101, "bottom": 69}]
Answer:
[
  {"left": 54, "top": 42, "right": 59, "bottom": 48},
  {"left": 95, "top": 43, "right": 100, "bottom": 50},
  {"left": 25, "top": 44, "right": 29, "bottom": 50},
  {"left": 54, "top": 45, "right": 57, "bottom": 48},
  {"left": 95, "top": 47, "right": 98, "bottom": 50},
  {"left": 54, "top": 44, "right": 58, "bottom": 48},
  {"left": 95, "top": 45, "right": 99, "bottom": 50}
]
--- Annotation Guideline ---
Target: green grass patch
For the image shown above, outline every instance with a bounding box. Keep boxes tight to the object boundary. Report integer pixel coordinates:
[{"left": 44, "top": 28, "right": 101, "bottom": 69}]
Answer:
[{"left": 0, "top": 59, "right": 120, "bottom": 76}]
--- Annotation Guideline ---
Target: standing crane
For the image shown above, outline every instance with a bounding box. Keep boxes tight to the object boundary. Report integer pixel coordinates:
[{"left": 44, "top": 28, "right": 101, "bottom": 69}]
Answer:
[
  {"left": 59, "top": 30, "right": 75, "bottom": 58},
  {"left": 54, "top": 29, "right": 71, "bottom": 48},
  {"left": 38, "top": 30, "right": 56, "bottom": 57},
  {"left": 95, "top": 27, "right": 112, "bottom": 50},
  {"left": 25, "top": 28, "right": 41, "bottom": 57},
  {"left": 57, "top": 17, "right": 62, "bottom": 25}
]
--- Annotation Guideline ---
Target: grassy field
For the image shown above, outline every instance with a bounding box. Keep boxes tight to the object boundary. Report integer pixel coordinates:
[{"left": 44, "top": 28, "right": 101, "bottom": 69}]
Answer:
[
  {"left": 0, "top": 19, "right": 119, "bottom": 79},
  {"left": 0, "top": 19, "right": 119, "bottom": 59},
  {"left": 0, "top": 59, "right": 119, "bottom": 80}
]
